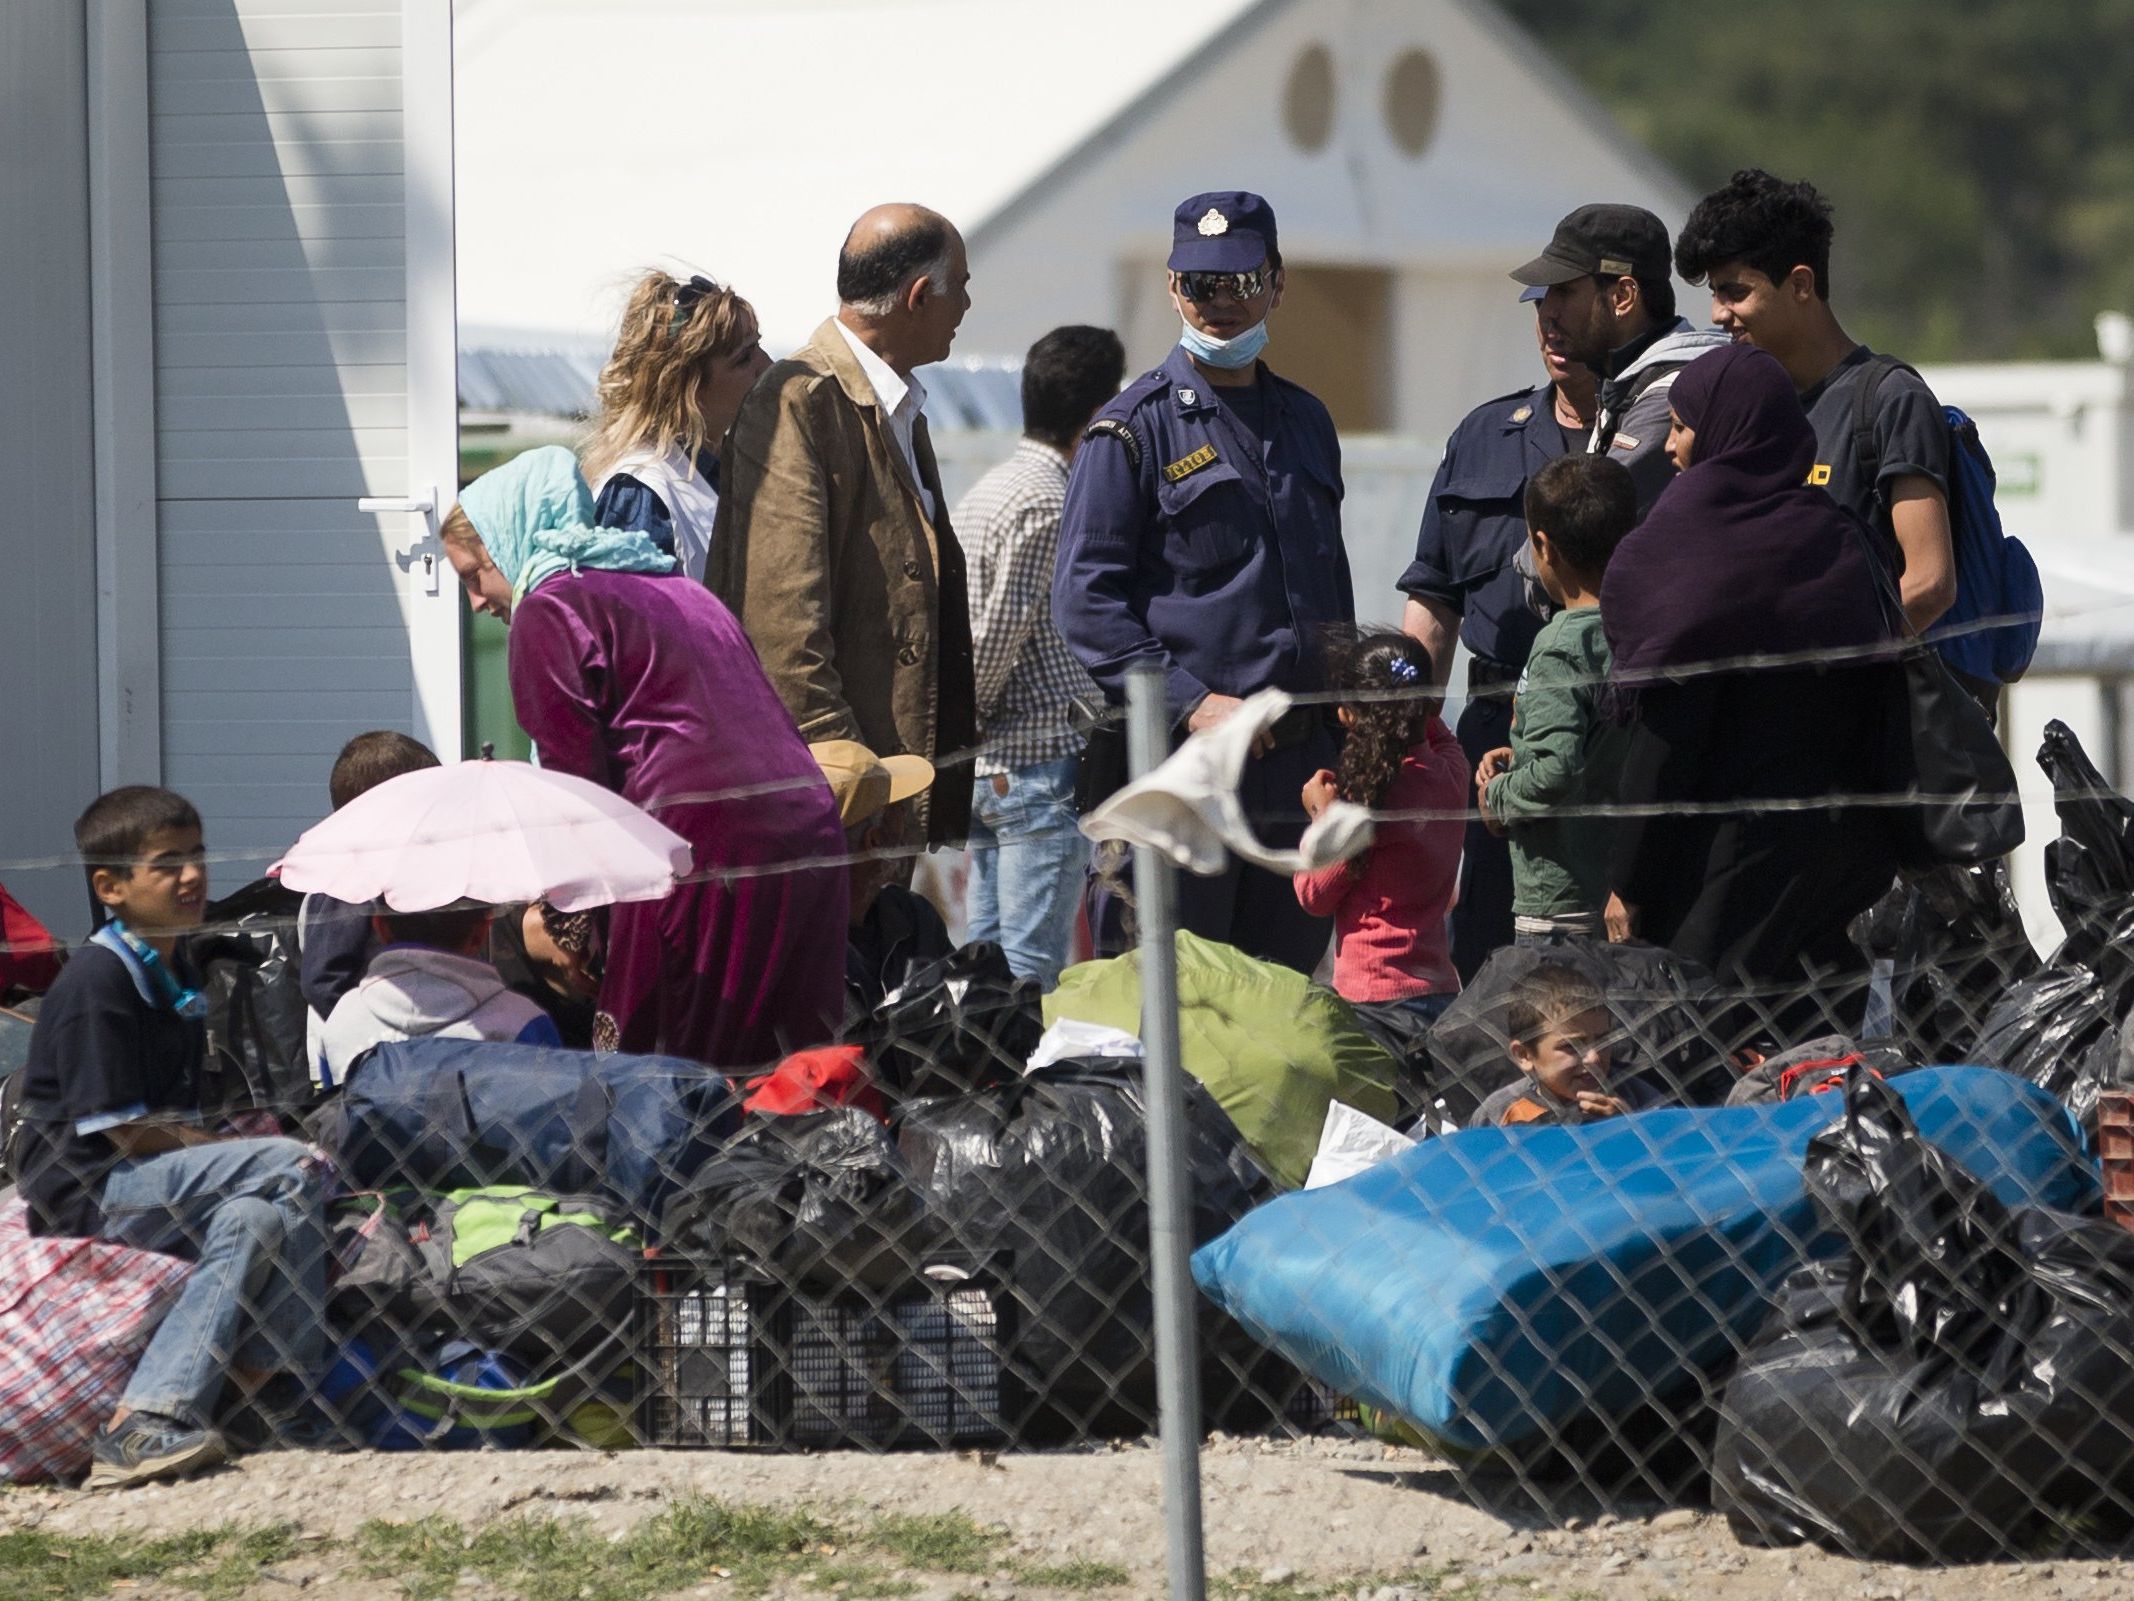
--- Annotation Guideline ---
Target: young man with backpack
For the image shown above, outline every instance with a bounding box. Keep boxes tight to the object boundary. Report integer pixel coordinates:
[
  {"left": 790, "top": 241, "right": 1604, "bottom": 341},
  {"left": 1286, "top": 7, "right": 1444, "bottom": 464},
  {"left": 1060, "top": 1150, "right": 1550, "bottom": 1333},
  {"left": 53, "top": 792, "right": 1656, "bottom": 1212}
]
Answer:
[{"left": 1673, "top": 169, "right": 2041, "bottom": 706}]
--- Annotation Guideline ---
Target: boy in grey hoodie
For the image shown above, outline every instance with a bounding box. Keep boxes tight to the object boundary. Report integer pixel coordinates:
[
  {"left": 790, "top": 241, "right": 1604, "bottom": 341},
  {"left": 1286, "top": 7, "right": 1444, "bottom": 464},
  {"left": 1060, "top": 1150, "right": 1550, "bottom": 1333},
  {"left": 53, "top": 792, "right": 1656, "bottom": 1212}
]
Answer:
[{"left": 315, "top": 903, "right": 560, "bottom": 1089}]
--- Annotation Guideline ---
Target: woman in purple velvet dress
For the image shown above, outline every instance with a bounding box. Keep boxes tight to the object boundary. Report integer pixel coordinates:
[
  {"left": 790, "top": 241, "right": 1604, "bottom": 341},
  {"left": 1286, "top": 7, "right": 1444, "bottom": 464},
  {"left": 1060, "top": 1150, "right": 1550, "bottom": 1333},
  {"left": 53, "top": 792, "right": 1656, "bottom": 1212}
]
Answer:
[{"left": 444, "top": 446, "right": 847, "bottom": 1069}]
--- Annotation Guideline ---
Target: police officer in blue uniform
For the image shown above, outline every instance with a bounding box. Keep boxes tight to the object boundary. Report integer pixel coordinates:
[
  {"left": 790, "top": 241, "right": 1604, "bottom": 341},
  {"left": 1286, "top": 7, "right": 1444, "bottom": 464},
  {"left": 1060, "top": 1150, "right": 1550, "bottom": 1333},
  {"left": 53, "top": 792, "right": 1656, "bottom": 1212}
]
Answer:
[
  {"left": 1400, "top": 325, "right": 1595, "bottom": 980},
  {"left": 1054, "top": 190, "right": 1353, "bottom": 974}
]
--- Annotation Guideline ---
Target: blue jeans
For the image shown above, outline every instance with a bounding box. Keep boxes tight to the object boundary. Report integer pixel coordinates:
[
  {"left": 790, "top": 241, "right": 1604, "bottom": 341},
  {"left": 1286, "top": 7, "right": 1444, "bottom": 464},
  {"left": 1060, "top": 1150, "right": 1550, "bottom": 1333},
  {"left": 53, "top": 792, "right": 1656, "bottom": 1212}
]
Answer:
[
  {"left": 99, "top": 1137, "right": 329, "bottom": 1426},
  {"left": 966, "top": 756, "right": 1088, "bottom": 990}
]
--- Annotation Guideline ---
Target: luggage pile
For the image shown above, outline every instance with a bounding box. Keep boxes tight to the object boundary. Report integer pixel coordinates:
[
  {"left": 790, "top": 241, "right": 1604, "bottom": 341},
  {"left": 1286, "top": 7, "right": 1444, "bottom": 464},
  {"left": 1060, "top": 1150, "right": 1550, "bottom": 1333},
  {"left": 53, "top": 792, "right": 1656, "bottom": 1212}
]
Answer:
[
  {"left": 54, "top": 937, "right": 1370, "bottom": 1459},
  {"left": 1187, "top": 725, "right": 2134, "bottom": 1559}
]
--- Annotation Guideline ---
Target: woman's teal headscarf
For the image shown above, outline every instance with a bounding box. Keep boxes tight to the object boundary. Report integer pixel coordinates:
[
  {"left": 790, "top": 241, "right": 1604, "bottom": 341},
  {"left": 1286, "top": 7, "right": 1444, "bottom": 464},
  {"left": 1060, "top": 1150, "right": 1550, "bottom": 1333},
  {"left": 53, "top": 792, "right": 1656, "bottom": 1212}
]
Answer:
[{"left": 458, "top": 445, "right": 676, "bottom": 606}]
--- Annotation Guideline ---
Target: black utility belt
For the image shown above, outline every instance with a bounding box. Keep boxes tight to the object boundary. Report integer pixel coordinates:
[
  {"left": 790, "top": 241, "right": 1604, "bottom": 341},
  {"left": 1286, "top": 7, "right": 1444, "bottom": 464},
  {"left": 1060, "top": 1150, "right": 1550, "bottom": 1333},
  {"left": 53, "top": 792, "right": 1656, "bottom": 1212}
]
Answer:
[{"left": 1466, "top": 656, "right": 1521, "bottom": 693}]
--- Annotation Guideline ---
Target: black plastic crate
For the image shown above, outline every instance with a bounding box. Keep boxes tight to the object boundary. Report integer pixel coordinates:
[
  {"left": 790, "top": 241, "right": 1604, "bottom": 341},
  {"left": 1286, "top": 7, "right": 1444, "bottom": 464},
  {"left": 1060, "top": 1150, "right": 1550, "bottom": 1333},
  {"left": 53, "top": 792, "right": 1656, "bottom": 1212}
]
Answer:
[{"left": 638, "top": 1257, "right": 1017, "bottom": 1449}]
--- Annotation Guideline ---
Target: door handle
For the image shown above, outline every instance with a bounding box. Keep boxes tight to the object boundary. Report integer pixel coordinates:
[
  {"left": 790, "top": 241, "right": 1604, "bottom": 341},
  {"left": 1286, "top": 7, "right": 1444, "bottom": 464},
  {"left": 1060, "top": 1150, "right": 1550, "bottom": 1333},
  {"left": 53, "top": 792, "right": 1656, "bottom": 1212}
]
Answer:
[{"left": 361, "top": 489, "right": 443, "bottom": 596}]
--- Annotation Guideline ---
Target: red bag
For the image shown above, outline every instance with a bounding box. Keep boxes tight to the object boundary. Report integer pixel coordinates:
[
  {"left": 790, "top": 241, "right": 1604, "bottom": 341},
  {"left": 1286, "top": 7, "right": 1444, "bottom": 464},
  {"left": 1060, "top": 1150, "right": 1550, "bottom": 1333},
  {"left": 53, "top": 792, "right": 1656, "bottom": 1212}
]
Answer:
[
  {"left": 0, "top": 883, "right": 60, "bottom": 998},
  {"left": 742, "top": 1045, "right": 888, "bottom": 1122},
  {"left": 0, "top": 1201, "right": 194, "bottom": 1483}
]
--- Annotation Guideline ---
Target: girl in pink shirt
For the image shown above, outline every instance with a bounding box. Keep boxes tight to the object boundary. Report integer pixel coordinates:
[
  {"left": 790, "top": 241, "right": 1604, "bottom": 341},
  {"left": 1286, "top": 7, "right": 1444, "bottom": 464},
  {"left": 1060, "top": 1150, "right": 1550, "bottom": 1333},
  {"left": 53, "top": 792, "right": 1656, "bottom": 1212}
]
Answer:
[{"left": 1294, "top": 631, "right": 1467, "bottom": 1100}]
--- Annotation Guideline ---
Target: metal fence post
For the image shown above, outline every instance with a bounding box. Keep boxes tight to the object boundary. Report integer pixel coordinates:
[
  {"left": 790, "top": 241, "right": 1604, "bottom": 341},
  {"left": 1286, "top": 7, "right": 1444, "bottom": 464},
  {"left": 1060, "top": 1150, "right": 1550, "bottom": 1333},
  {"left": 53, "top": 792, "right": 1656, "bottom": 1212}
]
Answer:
[{"left": 1125, "top": 661, "right": 1207, "bottom": 1601}]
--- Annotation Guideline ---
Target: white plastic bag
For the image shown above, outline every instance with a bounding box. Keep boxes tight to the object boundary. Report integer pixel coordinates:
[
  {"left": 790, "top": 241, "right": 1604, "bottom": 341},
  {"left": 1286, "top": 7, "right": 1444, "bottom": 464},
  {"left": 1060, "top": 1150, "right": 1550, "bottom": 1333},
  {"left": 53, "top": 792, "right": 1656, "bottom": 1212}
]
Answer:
[{"left": 1304, "top": 1100, "right": 1417, "bottom": 1189}]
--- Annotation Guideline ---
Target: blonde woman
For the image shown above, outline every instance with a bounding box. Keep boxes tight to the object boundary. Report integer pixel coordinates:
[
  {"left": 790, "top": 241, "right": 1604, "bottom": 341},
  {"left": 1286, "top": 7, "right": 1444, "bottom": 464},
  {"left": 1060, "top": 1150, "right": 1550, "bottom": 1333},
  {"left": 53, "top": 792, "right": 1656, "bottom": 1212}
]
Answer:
[{"left": 586, "top": 271, "right": 771, "bottom": 582}]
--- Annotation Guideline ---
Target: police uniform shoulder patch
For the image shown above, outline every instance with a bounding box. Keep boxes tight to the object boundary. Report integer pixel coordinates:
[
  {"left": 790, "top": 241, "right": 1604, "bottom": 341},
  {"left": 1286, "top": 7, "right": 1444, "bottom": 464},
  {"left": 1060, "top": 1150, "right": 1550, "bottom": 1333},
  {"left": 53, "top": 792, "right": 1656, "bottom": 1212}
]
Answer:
[
  {"left": 1162, "top": 443, "right": 1218, "bottom": 483},
  {"left": 1509, "top": 404, "right": 1533, "bottom": 424},
  {"left": 1083, "top": 417, "right": 1143, "bottom": 470},
  {"left": 1177, "top": 386, "right": 1199, "bottom": 408}
]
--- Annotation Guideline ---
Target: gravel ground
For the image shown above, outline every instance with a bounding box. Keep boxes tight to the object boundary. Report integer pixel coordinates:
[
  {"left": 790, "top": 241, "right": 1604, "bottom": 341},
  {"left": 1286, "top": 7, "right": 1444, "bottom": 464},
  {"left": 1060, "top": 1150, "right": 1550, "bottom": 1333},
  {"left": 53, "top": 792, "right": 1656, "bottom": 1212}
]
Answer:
[{"left": 9, "top": 1435, "right": 2134, "bottom": 1600}]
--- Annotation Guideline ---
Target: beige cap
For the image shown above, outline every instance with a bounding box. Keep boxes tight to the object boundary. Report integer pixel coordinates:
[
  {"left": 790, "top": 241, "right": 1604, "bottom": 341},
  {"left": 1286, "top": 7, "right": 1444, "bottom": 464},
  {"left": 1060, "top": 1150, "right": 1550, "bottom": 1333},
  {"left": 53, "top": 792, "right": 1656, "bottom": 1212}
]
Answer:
[{"left": 809, "top": 739, "right": 934, "bottom": 828}]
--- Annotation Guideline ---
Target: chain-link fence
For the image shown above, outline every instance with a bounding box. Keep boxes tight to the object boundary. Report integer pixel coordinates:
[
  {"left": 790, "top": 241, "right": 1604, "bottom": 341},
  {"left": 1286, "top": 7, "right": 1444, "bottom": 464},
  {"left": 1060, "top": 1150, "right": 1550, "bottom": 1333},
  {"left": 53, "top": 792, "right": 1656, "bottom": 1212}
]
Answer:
[{"left": 5, "top": 705, "right": 2134, "bottom": 1574}]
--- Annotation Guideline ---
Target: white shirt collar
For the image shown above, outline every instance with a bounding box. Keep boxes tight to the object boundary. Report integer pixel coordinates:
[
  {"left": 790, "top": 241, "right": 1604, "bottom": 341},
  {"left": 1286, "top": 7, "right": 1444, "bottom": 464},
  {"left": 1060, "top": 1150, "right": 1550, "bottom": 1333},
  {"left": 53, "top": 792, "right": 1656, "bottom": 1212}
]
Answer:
[{"left": 834, "top": 318, "right": 925, "bottom": 419}]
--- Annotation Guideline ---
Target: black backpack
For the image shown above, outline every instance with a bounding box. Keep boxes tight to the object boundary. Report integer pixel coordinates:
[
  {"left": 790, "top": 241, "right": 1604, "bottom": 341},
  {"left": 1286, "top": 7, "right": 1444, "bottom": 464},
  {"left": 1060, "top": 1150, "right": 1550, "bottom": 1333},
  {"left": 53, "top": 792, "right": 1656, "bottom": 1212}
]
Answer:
[
  {"left": 335, "top": 1187, "right": 641, "bottom": 1386},
  {"left": 189, "top": 877, "right": 314, "bottom": 1115}
]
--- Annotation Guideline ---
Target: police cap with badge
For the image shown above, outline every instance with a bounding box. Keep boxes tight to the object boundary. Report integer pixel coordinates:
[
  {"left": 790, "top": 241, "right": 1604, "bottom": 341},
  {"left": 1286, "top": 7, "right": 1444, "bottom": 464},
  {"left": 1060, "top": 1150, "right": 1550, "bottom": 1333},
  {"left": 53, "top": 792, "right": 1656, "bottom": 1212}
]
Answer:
[
  {"left": 1509, "top": 202, "right": 1671, "bottom": 303},
  {"left": 1084, "top": 190, "right": 1282, "bottom": 473},
  {"left": 1169, "top": 189, "right": 1278, "bottom": 274}
]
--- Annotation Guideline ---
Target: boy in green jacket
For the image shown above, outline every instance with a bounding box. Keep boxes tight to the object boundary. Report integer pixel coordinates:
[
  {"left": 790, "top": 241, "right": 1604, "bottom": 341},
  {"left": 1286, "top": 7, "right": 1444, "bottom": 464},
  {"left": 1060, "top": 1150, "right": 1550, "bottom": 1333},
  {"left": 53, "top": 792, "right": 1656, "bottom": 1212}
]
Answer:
[{"left": 1476, "top": 455, "right": 1635, "bottom": 943}]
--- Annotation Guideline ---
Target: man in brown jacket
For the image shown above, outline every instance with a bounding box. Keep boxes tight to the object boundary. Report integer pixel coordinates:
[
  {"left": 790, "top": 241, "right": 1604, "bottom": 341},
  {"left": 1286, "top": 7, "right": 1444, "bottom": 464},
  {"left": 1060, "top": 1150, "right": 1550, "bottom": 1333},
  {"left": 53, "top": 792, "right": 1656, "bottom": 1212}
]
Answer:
[{"left": 708, "top": 204, "right": 977, "bottom": 846}]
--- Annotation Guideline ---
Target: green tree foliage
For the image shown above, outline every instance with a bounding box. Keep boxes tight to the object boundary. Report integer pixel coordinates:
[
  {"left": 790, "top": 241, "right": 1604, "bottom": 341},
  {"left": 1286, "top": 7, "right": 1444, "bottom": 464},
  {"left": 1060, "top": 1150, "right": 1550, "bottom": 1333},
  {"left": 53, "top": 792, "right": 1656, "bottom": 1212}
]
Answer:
[{"left": 1501, "top": 0, "right": 2134, "bottom": 359}]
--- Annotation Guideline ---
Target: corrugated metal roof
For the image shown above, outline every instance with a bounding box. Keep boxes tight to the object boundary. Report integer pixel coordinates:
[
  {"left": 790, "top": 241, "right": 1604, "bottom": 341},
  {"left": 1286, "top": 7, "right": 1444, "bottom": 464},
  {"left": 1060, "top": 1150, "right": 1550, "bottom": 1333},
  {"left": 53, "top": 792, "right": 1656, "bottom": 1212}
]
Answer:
[{"left": 458, "top": 346, "right": 605, "bottom": 418}]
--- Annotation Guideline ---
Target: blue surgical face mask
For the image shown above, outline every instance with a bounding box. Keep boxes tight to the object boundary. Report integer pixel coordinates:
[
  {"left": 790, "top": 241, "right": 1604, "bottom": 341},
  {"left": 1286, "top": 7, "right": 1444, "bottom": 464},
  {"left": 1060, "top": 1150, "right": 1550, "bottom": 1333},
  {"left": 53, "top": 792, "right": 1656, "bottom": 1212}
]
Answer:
[{"left": 1178, "top": 315, "right": 1269, "bottom": 370}]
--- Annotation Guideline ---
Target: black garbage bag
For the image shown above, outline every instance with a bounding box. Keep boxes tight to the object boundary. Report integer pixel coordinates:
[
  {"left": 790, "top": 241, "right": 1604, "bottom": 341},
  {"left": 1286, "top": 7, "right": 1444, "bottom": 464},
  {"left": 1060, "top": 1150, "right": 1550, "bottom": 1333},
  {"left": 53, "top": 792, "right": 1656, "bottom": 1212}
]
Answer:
[
  {"left": 188, "top": 876, "right": 314, "bottom": 1115},
  {"left": 1850, "top": 863, "right": 2038, "bottom": 1064},
  {"left": 855, "top": 942, "right": 1042, "bottom": 1101},
  {"left": 2037, "top": 719, "right": 2134, "bottom": 961},
  {"left": 1965, "top": 724, "right": 2134, "bottom": 1126},
  {"left": 1713, "top": 1071, "right": 2134, "bottom": 1563},
  {"left": 0, "top": 997, "right": 40, "bottom": 1183},
  {"left": 1424, "top": 939, "right": 1728, "bottom": 1123},
  {"left": 1970, "top": 947, "right": 2133, "bottom": 1130},
  {"left": 659, "top": 1108, "right": 931, "bottom": 1293},
  {"left": 0, "top": 996, "right": 36, "bottom": 1084},
  {"left": 896, "top": 1060, "right": 1293, "bottom": 1441}
]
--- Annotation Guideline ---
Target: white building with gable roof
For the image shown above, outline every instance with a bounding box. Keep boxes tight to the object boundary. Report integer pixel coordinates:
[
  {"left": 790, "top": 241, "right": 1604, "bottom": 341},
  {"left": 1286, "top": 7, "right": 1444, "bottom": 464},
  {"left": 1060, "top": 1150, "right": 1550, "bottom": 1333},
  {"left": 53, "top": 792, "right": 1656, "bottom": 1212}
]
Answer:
[{"left": 454, "top": 0, "right": 1698, "bottom": 452}]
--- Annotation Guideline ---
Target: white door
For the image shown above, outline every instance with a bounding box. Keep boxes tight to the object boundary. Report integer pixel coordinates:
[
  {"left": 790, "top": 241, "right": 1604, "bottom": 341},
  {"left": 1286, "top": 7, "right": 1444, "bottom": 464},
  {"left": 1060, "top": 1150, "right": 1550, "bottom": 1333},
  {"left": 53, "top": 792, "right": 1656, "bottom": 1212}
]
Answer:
[{"left": 148, "top": 0, "right": 460, "bottom": 881}]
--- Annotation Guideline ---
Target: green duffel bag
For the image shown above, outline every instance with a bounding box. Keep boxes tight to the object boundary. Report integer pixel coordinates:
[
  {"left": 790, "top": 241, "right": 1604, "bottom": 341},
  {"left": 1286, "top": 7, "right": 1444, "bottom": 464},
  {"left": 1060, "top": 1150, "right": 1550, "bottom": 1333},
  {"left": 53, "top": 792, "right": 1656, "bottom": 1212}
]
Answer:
[{"left": 1043, "top": 931, "right": 1398, "bottom": 1188}]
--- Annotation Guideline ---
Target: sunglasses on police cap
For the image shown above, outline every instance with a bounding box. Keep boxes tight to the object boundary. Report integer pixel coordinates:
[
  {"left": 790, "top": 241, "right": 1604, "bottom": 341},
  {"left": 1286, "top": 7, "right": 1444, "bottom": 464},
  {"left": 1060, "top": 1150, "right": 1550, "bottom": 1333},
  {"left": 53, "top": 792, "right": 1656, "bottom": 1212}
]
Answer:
[{"left": 1175, "top": 268, "right": 1270, "bottom": 304}]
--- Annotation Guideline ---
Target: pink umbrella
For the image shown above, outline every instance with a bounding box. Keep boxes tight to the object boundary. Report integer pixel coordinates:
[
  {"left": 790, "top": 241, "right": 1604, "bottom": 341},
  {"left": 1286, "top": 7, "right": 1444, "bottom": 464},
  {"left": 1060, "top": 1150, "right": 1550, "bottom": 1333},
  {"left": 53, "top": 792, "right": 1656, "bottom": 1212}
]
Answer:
[{"left": 272, "top": 758, "right": 692, "bottom": 913}]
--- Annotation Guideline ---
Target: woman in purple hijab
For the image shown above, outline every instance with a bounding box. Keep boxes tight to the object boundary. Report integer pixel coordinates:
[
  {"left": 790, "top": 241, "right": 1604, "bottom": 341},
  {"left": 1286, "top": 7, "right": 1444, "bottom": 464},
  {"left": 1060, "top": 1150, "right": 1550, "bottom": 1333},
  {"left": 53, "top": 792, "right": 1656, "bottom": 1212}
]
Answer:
[
  {"left": 1600, "top": 344, "right": 1898, "bottom": 1029},
  {"left": 446, "top": 446, "right": 848, "bottom": 1069}
]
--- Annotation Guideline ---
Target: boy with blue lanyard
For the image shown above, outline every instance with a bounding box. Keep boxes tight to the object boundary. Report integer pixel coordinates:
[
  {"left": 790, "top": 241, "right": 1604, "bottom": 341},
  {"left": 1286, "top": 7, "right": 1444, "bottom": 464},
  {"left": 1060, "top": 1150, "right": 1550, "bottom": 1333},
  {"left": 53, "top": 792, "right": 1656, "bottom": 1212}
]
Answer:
[{"left": 14, "top": 787, "right": 329, "bottom": 1488}]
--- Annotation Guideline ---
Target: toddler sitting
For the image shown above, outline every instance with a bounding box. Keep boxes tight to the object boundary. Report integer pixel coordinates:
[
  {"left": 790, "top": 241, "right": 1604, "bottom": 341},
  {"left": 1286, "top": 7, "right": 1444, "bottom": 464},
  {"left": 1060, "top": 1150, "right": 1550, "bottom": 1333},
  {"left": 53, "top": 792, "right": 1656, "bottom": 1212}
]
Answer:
[{"left": 1470, "top": 962, "right": 1656, "bottom": 1128}]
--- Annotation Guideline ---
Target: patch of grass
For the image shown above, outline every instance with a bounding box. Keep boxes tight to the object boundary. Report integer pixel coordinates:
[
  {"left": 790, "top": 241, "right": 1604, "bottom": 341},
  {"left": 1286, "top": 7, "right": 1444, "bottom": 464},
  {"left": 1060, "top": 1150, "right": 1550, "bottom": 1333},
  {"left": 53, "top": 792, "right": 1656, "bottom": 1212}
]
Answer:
[
  {"left": 661, "top": 1495, "right": 844, "bottom": 1561},
  {"left": 176, "top": 1523, "right": 305, "bottom": 1597},
  {"left": 354, "top": 1497, "right": 858, "bottom": 1601},
  {"left": 350, "top": 1515, "right": 471, "bottom": 1601},
  {"left": 866, "top": 1509, "right": 1007, "bottom": 1573},
  {"left": 0, "top": 1527, "right": 148, "bottom": 1601},
  {"left": 811, "top": 1557, "right": 922, "bottom": 1597},
  {"left": 1015, "top": 1556, "right": 1134, "bottom": 1589},
  {"left": 0, "top": 1522, "right": 303, "bottom": 1601}
]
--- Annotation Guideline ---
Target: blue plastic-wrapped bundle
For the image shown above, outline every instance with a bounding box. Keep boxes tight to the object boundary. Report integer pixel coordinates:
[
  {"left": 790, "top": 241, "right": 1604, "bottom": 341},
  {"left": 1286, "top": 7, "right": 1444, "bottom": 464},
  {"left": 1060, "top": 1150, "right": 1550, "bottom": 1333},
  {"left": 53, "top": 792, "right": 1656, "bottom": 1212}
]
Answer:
[{"left": 1190, "top": 1067, "right": 2095, "bottom": 1456}]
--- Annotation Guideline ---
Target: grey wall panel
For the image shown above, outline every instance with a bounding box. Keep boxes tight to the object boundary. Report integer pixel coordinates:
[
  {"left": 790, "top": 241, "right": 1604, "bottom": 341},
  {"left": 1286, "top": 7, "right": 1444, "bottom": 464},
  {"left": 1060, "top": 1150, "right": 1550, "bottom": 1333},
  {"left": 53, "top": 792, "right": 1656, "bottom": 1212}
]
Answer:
[
  {"left": 151, "top": 0, "right": 419, "bottom": 882},
  {"left": 0, "top": 4, "right": 102, "bottom": 939}
]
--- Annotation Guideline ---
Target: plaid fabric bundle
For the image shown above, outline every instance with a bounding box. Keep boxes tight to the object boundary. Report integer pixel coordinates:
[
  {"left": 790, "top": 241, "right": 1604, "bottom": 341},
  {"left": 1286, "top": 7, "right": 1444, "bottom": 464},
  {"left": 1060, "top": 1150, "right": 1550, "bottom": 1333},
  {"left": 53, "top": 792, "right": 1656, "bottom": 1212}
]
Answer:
[{"left": 0, "top": 1199, "right": 193, "bottom": 1482}]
